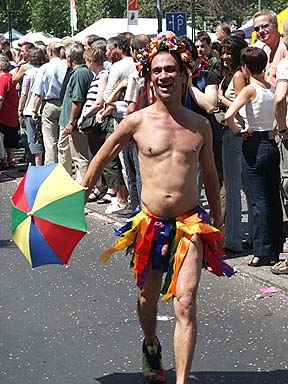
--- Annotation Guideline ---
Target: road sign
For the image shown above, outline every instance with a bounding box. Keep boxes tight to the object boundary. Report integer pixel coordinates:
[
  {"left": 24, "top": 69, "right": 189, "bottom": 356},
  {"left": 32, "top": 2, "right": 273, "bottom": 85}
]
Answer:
[{"left": 165, "top": 12, "right": 187, "bottom": 36}]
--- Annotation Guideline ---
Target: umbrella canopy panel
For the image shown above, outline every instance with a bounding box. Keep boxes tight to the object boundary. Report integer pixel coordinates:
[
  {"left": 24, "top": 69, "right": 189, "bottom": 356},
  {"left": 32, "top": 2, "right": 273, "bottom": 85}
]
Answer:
[{"left": 11, "top": 164, "right": 87, "bottom": 268}]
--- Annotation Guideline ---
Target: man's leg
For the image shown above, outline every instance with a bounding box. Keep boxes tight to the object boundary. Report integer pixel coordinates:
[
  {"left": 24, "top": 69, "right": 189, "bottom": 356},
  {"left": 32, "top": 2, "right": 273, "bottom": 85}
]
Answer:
[
  {"left": 57, "top": 126, "right": 72, "bottom": 175},
  {"left": 138, "top": 269, "right": 165, "bottom": 382},
  {"left": 138, "top": 269, "right": 162, "bottom": 345},
  {"left": 42, "top": 101, "right": 61, "bottom": 165},
  {"left": 173, "top": 234, "right": 203, "bottom": 384}
]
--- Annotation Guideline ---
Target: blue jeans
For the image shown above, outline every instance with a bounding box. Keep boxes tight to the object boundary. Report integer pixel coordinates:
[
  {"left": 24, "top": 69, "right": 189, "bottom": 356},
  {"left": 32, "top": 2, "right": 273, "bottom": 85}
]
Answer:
[
  {"left": 242, "top": 133, "right": 283, "bottom": 259},
  {"left": 222, "top": 129, "right": 243, "bottom": 251},
  {"left": 25, "top": 116, "right": 43, "bottom": 155}
]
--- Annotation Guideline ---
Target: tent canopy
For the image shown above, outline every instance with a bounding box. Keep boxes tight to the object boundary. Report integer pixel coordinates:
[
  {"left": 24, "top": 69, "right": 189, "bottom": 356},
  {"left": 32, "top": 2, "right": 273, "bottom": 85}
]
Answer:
[
  {"left": 12, "top": 31, "right": 57, "bottom": 47},
  {"left": 73, "top": 18, "right": 217, "bottom": 42},
  {"left": 3, "top": 28, "right": 24, "bottom": 41}
]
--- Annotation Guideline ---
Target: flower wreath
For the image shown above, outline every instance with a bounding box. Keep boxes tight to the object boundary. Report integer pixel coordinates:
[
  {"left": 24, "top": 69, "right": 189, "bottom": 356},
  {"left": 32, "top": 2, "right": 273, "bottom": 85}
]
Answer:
[{"left": 136, "top": 34, "right": 195, "bottom": 76}]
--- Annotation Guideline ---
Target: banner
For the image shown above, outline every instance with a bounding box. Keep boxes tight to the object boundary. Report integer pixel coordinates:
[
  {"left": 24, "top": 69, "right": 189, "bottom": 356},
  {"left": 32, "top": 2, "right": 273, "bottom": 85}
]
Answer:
[
  {"left": 70, "top": 0, "right": 78, "bottom": 35},
  {"left": 127, "top": 0, "right": 138, "bottom": 25}
]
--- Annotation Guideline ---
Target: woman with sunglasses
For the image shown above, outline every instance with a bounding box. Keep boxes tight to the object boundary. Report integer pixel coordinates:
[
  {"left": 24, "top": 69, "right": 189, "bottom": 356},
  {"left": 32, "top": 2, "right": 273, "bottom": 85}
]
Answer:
[
  {"left": 225, "top": 46, "right": 283, "bottom": 267},
  {"left": 217, "top": 36, "right": 248, "bottom": 255}
]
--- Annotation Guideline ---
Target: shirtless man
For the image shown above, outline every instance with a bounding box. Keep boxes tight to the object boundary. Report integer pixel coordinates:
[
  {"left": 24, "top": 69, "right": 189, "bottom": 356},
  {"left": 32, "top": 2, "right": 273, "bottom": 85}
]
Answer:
[{"left": 82, "top": 36, "right": 232, "bottom": 384}]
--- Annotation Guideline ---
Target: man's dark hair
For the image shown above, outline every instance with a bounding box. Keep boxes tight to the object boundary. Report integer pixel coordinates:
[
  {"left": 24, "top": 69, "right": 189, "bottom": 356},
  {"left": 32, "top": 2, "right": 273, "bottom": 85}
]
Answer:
[
  {"left": 217, "top": 22, "right": 231, "bottom": 37},
  {"left": 28, "top": 47, "right": 48, "bottom": 66},
  {"left": 85, "top": 34, "right": 101, "bottom": 47},
  {"left": 195, "top": 31, "right": 211, "bottom": 45},
  {"left": 116, "top": 34, "right": 131, "bottom": 56},
  {"left": 231, "top": 30, "right": 246, "bottom": 40},
  {"left": 23, "top": 42, "right": 35, "bottom": 50},
  {"left": 240, "top": 47, "right": 268, "bottom": 74}
]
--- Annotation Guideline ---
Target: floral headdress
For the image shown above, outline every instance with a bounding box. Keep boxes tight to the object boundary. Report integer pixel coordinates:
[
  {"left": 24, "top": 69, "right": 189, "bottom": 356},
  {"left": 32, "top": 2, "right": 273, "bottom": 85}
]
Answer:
[
  {"left": 136, "top": 34, "right": 195, "bottom": 76},
  {"left": 134, "top": 34, "right": 195, "bottom": 109}
]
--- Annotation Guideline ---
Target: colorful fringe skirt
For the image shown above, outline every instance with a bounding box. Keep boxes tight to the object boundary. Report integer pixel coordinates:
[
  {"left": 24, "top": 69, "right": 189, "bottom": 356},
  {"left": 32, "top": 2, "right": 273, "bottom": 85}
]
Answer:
[{"left": 100, "top": 206, "right": 235, "bottom": 300}]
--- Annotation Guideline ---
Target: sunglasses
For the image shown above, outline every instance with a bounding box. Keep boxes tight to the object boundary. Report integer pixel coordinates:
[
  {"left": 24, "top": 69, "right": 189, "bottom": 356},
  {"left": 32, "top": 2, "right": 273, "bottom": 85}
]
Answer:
[{"left": 254, "top": 23, "right": 270, "bottom": 32}]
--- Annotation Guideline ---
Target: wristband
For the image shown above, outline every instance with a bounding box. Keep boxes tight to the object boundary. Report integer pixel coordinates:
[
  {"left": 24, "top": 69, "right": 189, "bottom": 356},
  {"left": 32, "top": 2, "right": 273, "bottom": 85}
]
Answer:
[{"left": 278, "top": 128, "right": 287, "bottom": 134}]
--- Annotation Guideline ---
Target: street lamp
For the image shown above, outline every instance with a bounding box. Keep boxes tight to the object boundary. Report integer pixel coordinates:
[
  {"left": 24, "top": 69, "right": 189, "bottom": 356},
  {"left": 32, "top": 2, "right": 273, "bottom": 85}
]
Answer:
[
  {"left": 6, "top": 0, "right": 12, "bottom": 43},
  {"left": 157, "top": 0, "right": 162, "bottom": 34}
]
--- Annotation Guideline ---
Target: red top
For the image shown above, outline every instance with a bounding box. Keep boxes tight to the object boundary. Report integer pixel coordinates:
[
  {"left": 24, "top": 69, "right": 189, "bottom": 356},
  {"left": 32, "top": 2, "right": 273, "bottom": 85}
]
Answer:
[{"left": 0, "top": 73, "right": 19, "bottom": 127}]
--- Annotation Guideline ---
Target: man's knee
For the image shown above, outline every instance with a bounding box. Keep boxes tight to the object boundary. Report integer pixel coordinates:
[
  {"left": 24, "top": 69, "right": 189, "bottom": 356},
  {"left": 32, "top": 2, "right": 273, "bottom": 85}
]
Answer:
[{"left": 174, "top": 290, "right": 197, "bottom": 322}]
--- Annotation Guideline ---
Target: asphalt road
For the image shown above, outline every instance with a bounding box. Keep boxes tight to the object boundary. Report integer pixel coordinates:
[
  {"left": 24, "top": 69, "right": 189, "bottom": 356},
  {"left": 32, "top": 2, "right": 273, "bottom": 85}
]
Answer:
[{"left": 1, "top": 176, "right": 287, "bottom": 384}]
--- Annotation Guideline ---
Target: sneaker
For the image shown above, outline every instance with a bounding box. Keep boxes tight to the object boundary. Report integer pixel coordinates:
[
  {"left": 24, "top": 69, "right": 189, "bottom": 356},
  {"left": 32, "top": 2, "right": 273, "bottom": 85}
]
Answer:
[
  {"left": 142, "top": 339, "right": 165, "bottom": 383},
  {"left": 104, "top": 201, "right": 128, "bottom": 214}
]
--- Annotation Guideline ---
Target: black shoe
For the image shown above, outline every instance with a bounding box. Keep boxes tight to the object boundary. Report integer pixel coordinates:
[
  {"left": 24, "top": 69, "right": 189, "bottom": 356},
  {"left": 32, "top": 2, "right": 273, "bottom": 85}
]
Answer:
[{"left": 142, "top": 339, "right": 165, "bottom": 383}]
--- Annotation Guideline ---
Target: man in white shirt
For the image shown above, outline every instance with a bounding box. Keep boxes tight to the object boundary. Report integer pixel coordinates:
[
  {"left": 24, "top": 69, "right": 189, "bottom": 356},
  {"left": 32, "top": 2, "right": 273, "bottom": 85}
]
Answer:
[{"left": 32, "top": 41, "right": 67, "bottom": 164}]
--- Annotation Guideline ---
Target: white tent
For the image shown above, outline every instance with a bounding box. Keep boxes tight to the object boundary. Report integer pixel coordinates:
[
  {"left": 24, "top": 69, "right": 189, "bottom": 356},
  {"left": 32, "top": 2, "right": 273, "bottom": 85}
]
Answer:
[
  {"left": 13, "top": 31, "right": 57, "bottom": 47},
  {"left": 4, "top": 28, "right": 24, "bottom": 41},
  {"left": 74, "top": 18, "right": 217, "bottom": 42}
]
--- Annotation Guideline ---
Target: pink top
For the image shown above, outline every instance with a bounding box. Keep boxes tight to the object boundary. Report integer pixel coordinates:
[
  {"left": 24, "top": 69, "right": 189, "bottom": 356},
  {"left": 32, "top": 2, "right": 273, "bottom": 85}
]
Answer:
[{"left": 262, "top": 40, "right": 288, "bottom": 87}]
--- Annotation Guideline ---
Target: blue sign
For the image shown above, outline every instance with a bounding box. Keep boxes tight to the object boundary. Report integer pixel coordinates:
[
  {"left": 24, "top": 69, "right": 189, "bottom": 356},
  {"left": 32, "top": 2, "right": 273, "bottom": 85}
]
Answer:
[{"left": 165, "top": 12, "right": 187, "bottom": 36}]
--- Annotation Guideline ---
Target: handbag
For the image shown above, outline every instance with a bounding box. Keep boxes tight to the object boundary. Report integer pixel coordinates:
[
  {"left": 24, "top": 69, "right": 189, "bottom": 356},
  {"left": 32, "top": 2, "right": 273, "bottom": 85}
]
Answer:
[
  {"left": 34, "top": 120, "right": 43, "bottom": 145},
  {"left": 80, "top": 116, "right": 111, "bottom": 135}
]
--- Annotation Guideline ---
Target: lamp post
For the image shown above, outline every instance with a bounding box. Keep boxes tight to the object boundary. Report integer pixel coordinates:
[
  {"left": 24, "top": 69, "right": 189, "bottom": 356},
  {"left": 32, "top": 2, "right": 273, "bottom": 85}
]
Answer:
[
  {"left": 190, "top": 0, "right": 195, "bottom": 41},
  {"left": 157, "top": 0, "right": 162, "bottom": 34},
  {"left": 6, "top": 0, "right": 12, "bottom": 43}
]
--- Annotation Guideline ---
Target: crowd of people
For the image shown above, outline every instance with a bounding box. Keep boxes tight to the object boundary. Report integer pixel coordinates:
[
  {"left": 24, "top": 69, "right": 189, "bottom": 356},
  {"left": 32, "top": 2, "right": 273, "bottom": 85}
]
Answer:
[{"left": 1, "top": 8, "right": 288, "bottom": 383}]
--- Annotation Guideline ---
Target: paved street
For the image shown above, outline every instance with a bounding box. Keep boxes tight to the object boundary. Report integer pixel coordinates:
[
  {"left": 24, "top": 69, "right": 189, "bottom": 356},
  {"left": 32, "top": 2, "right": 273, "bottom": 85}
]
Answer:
[{"left": 1, "top": 172, "right": 287, "bottom": 384}]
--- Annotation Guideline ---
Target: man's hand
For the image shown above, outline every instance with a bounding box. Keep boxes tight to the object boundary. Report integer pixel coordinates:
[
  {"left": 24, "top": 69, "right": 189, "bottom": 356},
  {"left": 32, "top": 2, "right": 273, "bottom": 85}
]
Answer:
[{"left": 64, "top": 122, "right": 74, "bottom": 134}]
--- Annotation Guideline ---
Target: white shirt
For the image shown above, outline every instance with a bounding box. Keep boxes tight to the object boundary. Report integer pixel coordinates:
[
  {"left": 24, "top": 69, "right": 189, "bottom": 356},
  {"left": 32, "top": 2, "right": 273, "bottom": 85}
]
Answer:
[
  {"left": 239, "top": 83, "right": 275, "bottom": 132},
  {"left": 33, "top": 57, "right": 67, "bottom": 100}
]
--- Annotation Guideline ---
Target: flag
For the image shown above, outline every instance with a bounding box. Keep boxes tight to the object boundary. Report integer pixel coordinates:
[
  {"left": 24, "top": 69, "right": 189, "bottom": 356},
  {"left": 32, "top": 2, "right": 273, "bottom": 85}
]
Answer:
[
  {"left": 127, "top": 0, "right": 138, "bottom": 25},
  {"left": 70, "top": 0, "right": 77, "bottom": 34}
]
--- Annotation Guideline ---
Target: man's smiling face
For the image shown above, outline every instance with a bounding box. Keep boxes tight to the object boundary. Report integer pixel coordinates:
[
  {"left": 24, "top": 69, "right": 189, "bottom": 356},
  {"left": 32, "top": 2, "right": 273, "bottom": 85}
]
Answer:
[{"left": 253, "top": 14, "right": 278, "bottom": 46}]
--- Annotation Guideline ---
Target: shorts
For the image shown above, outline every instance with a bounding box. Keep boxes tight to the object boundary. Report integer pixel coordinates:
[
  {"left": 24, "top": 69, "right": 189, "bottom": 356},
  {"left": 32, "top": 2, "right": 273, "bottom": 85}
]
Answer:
[{"left": 0, "top": 123, "right": 19, "bottom": 149}]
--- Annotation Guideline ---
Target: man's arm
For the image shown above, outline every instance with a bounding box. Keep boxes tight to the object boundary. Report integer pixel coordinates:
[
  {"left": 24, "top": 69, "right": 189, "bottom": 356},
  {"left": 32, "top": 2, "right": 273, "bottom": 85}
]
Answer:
[
  {"left": 198, "top": 118, "right": 222, "bottom": 227},
  {"left": 64, "top": 101, "right": 83, "bottom": 134},
  {"left": 189, "top": 83, "right": 218, "bottom": 114},
  {"left": 32, "top": 94, "right": 43, "bottom": 121},
  {"left": 274, "top": 80, "right": 288, "bottom": 133},
  {"left": 103, "top": 65, "right": 121, "bottom": 101},
  {"left": 81, "top": 113, "right": 138, "bottom": 200}
]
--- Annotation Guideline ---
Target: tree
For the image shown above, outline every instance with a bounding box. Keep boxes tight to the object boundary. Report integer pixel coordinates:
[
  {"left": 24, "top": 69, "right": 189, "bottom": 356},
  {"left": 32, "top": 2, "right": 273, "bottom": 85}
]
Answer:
[
  {"left": 1, "top": 0, "right": 287, "bottom": 38},
  {"left": 0, "top": 0, "right": 32, "bottom": 34}
]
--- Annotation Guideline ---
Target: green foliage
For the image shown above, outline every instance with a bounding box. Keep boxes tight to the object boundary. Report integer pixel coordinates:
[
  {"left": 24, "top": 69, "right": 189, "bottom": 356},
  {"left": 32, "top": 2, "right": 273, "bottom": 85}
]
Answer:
[
  {"left": 0, "top": 0, "right": 32, "bottom": 34},
  {"left": 0, "top": 0, "right": 287, "bottom": 38},
  {"left": 30, "top": 0, "right": 70, "bottom": 37}
]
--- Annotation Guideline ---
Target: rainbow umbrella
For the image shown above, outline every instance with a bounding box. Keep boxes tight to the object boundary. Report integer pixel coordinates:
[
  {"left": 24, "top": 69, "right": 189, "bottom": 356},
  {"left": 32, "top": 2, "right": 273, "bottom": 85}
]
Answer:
[{"left": 11, "top": 164, "right": 87, "bottom": 268}]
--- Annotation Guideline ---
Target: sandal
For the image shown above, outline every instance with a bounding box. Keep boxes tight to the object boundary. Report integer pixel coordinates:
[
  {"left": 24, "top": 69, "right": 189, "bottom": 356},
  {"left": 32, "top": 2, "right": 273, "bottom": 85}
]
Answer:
[
  {"left": 87, "top": 187, "right": 106, "bottom": 202},
  {"left": 97, "top": 191, "right": 116, "bottom": 204},
  {"left": 248, "top": 256, "right": 276, "bottom": 267},
  {"left": 271, "top": 259, "right": 288, "bottom": 275}
]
